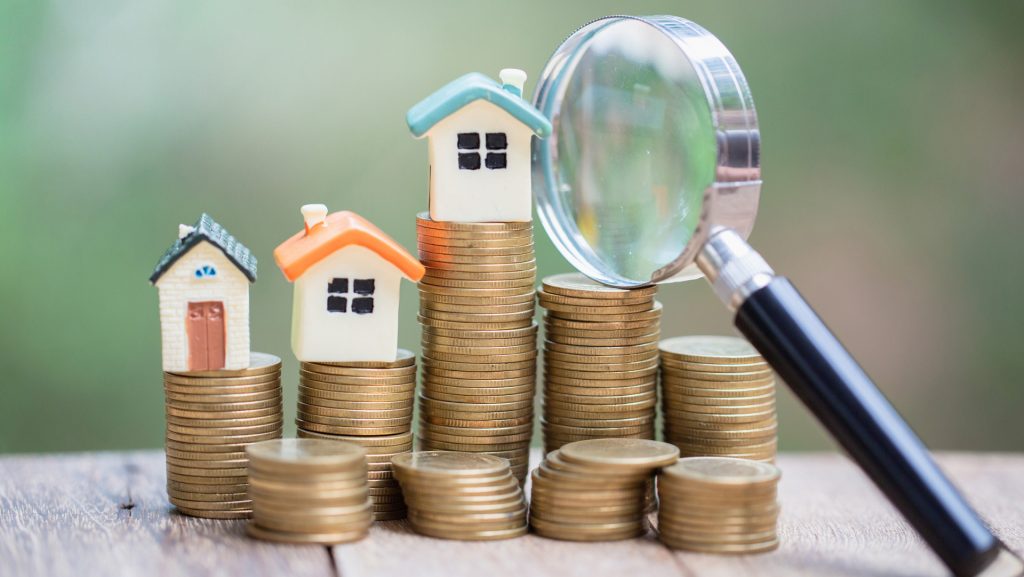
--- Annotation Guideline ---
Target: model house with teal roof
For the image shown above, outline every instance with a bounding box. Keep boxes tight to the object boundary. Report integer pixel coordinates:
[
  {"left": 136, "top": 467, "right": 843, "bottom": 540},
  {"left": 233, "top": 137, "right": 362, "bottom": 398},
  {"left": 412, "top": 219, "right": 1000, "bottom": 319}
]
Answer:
[{"left": 407, "top": 69, "right": 552, "bottom": 223}]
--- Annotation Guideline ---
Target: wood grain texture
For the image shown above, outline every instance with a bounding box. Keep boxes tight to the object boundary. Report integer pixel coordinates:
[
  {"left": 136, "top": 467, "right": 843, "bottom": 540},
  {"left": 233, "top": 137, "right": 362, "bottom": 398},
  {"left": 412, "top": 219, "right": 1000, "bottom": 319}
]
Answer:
[
  {"left": 1, "top": 451, "right": 1023, "bottom": 577},
  {"left": 0, "top": 451, "right": 333, "bottom": 577}
]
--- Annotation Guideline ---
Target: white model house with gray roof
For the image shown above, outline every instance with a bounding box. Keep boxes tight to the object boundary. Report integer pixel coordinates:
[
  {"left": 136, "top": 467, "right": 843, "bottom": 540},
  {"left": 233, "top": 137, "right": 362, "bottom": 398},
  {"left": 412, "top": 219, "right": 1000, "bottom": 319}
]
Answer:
[
  {"left": 407, "top": 69, "right": 552, "bottom": 223},
  {"left": 149, "top": 214, "right": 256, "bottom": 372}
]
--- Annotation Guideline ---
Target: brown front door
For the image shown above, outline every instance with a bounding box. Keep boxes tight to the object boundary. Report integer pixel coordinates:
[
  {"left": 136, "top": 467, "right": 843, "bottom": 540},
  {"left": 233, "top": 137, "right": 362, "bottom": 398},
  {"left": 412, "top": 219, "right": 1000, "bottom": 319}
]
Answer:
[{"left": 187, "top": 301, "right": 226, "bottom": 371}]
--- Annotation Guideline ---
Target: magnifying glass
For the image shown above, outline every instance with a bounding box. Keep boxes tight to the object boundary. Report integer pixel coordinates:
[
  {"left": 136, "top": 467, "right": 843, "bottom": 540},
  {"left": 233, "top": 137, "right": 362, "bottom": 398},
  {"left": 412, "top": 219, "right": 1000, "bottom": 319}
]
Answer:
[{"left": 533, "top": 15, "right": 1020, "bottom": 577}]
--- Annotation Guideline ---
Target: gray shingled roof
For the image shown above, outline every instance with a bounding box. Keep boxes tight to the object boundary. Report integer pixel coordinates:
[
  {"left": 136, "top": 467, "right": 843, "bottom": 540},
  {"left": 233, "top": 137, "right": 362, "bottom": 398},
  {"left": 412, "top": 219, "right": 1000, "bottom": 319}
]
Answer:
[{"left": 149, "top": 213, "right": 257, "bottom": 284}]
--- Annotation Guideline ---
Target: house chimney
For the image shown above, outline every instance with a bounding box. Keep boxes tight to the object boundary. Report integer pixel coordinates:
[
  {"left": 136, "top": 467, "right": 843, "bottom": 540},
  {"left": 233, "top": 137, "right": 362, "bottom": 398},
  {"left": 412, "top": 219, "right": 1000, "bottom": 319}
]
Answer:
[
  {"left": 301, "top": 204, "right": 328, "bottom": 233},
  {"left": 499, "top": 68, "right": 527, "bottom": 98},
  {"left": 178, "top": 224, "right": 195, "bottom": 240}
]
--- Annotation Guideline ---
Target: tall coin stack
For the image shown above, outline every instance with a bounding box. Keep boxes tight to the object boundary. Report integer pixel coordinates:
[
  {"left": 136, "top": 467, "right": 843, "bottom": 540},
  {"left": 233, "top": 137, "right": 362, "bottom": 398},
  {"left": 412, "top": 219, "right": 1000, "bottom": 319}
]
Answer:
[
  {"left": 392, "top": 451, "right": 528, "bottom": 541},
  {"left": 529, "top": 439, "right": 678, "bottom": 542},
  {"left": 657, "top": 456, "right": 781, "bottom": 554},
  {"left": 539, "top": 273, "right": 660, "bottom": 453},
  {"left": 295, "top": 349, "right": 416, "bottom": 521},
  {"left": 163, "top": 352, "right": 283, "bottom": 519},
  {"left": 659, "top": 336, "right": 777, "bottom": 462},
  {"left": 246, "top": 439, "right": 372, "bottom": 544},
  {"left": 415, "top": 213, "right": 537, "bottom": 482}
]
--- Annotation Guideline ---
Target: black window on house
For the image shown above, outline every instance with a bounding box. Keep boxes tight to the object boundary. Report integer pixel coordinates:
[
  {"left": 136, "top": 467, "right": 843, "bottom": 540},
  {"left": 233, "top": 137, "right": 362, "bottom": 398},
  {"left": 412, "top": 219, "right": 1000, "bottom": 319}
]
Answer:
[
  {"left": 457, "top": 132, "right": 507, "bottom": 170},
  {"left": 327, "top": 277, "right": 375, "bottom": 314}
]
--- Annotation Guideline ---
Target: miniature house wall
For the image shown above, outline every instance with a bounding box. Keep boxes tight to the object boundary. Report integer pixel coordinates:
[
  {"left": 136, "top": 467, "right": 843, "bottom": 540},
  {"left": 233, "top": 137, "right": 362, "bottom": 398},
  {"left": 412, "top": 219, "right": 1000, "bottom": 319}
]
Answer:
[
  {"left": 154, "top": 241, "right": 250, "bottom": 372},
  {"left": 291, "top": 245, "right": 403, "bottom": 362},
  {"left": 424, "top": 99, "right": 536, "bottom": 223}
]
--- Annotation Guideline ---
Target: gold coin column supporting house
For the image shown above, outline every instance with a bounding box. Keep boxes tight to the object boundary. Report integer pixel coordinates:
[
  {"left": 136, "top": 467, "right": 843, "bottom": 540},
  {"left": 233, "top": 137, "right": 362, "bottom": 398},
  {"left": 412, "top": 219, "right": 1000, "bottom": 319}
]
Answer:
[
  {"left": 659, "top": 336, "right": 778, "bottom": 462},
  {"left": 163, "top": 352, "right": 283, "bottom": 519},
  {"left": 528, "top": 439, "right": 678, "bottom": 542},
  {"left": 657, "top": 456, "right": 781, "bottom": 554},
  {"left": 391, "top": 451, "right": 528, "bottom": 541},
  {"left": 246, "top": 439, "right": 372, "bottom": 544},
  {"left": 296, "top": 349, "right": 416, "bottom": 521},
  {"left": 538, "top": 273, "right": 661, "bottom": 453},
  {"left": 415, "top": 214, "right": 537, "bottom": 482}
]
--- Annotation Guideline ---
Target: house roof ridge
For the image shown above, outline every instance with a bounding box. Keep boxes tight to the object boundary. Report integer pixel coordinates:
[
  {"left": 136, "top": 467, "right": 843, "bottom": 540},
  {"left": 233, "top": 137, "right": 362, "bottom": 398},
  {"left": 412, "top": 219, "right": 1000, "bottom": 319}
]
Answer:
[
  {"left": 406, "top": 72, "right": 552, "bottom": 138},
  {"left": 149, "top": 213, "right": 257, "bottom": 284}
]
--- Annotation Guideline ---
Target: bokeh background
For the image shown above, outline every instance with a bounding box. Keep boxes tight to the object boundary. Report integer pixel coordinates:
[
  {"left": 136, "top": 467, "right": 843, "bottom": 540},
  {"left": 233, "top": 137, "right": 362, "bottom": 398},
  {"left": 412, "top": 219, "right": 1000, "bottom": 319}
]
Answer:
[{"left": 2, "top": 1, "right": 1022, "bottom": 453}]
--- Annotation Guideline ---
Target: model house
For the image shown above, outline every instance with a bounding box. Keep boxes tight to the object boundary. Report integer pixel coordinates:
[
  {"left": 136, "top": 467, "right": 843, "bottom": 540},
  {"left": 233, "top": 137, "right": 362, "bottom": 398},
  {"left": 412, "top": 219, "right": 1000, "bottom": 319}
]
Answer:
[
  {"left": 274, "top": 205, "right": 425, "bottom": 362},
  {"left": 406, "top": 68, "right": 552, "bottom": 222},
  {"left": 149, "top": 214, "right": 257, "bottom": 372}
]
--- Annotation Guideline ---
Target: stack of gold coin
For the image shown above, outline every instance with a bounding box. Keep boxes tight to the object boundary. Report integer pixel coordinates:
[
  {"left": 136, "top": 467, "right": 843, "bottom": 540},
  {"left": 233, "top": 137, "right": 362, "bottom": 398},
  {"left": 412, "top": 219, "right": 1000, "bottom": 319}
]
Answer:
[
  {"left": 659, "top": 336, "right": 777, "bottom": 462},
  {"left": 391, "top": 451, "right": 527, "bottom": 540},
  {"left": 296, "top": 349, "right": 416, "bottom": 520},
  {"left": 538, "top": 273, "right": 660, "bottom": 453},
  {"left": 416, "top": 213, "right": 537, "bottom": 481},
  {"left": 163, "top": 352, "right": 283, "bottom": 519},
  {"left": 246, "top": 439, "right": 372, "bottom": 544},
  {"left": 529, "top": 439, "right": 678, "bottom": 541},
  {"left": 657, "top": 456, "right": 780, "bottom": 554}
]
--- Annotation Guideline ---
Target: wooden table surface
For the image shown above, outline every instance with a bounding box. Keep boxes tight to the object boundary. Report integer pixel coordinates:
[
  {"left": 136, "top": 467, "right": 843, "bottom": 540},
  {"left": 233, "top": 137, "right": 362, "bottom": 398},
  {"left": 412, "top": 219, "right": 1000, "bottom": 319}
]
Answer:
[{"left": 1, "top": 450, "right": 1021, "bottom": 577}]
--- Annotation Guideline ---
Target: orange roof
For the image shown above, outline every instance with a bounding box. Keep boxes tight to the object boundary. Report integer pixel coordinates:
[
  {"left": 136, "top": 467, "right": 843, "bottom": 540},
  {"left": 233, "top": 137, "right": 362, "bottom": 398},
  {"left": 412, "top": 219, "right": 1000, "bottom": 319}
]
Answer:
[{"left": 274, "top": 211, "right": 425, "bottom": 283}]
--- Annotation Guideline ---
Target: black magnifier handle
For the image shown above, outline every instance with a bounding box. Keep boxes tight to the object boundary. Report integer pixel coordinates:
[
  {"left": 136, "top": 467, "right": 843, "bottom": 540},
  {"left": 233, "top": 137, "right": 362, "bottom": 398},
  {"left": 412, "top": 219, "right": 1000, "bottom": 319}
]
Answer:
[{"left": 697, "top": 229, "right": 1020, "bottom": 577}]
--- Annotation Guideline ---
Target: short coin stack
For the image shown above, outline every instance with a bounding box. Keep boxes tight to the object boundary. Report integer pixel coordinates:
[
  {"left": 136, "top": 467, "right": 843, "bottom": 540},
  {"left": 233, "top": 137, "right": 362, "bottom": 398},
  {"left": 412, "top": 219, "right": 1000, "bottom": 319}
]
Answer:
[
  {"left": 246, "top": 439, "right": 372, "bottom": 544},
  {"left": 657, "top": 456, "right": 781, "bottom": 554},
  {"left": 296, "top": 349, "right": 416, "bottom": 520},
  {"left": 416, "top": 213, "right": 537, "bottom": 481},
  {"left": 392, "top": 451, "right": 528, "bottom": 541},
  {"left": 163, "top": 352, "right": 283, "bottom": 519},
  {"left": 539, "top": 273, "right": 660, "bottom": 453},
  {"left": 659, "top": 336, "right": 777, "bottom": 462},
  {"left": 529, "top": 439, "right": 678, "bottom": 541}
]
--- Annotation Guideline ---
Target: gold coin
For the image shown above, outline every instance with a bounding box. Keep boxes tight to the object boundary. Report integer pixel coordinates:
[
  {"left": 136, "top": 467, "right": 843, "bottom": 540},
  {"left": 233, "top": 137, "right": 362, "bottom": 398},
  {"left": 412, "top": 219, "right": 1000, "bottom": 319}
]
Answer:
[
  {"left": 416, "top": 213, "right": 532, "bottom": 231},
  {"left": 165, "top": 427, "right": 282, "bottom": 445},
  {"left": 165, "top": 352, "right": 282, "bottom": 378},
  {"left": 544, "top": 349, "right": 658, "bottom": 365},
  {"left": 245, "top": 523, "right": 367, "bottom": 545},
  {"left": 664, "top": 408, "right": 776, "bottom": 424},
  {"left": 165, "top": 396, "right": 282, "bottom": 412},
  {"left": 299, "top": 395, "right": 413, "bottom": 411},
  {"left": 167, "top": 472, "right": 249, "bottom": 486},
  {"left": 416, "top": 227, "right": 534, "bottom": 242},
  {"left": 419, "top": 394, "right": 532, "bottom": 412},
  {"left": 546, "top": 323, "right": 661, "bottom": 339},
  {"left": 546, "top": 333, "right": 661, "bottom": 348},
  {"left": 416, "top": 421, "right": 532, "bottom": 437},
  {"left": 422, "top": 366, "right": 535, "bottom": 380},
  {"left": 392, "top": 451, "right": 510, "bottom": 477},
  {"left": 417, "top": 429, "right": 532, "bottom": 445},
  {"left": 539, "top": 299, "right": 656, "bottom": 316},
  {"left": 538, "top": 291, "right": 653, "bottom": 308},
  {"left": 541, "top": 273, "right": 657, "bottom": 300},
  {"left": 424, "top": 337, "right": 536, "bottom": 351},
  {"left": 162, "top": 380, "right": 281, "bottom": 396},
  {"left": 422, "top": 259, "right": 537, "bottom": 273},
  {"left": 420, "top": 277, "right": 537, "bottom": 292},
  {"left": 296, "top": 420, "right": 409, "bottom": 436},
  {"left": 175, "top": 507, "right": 252, "bottom": 520},
  {"left": 420, "top": 374, "right": 536, "bottom": 388},
  {"left": 544, "top": 414, "right": 654, "bottom": 429},
  {"left": 544, "top": 383, "right": 656, "bottom": 398},
  {"left": 662, "top": 383, "right": 776, "bottom": 398},
  {"left": 169, "top": 495, "right": 251, "bottom": 510},
  {"left": 296, "top": 411, "right": 411, "bottom": 427},
  {"left": 306, "top": 349, "right": 415, "bottom": 369},
  {"left": 417, "top": 314, "right": 534, "bottom": 331},
  {"left": 663, "top": 398, "right": 776, "bottom": 415},
  {"left": 415, "top": 232, "right": 534, "bottom": 248},
  {"left": 405, "top": 522, "right": 527, "bottom": 541},
  {"left": 298, "top": 379, "right": 414, "bottom": 396},
  {"left": 541, "top": 421, "right": 652, "bottom": 436},
  {"left": 165, "top": 413, "right": 282, "bottom": 428},
  {"left": 163, "top": 372, "right": 281, "bottom": 387},
  {"left": 545, "top": 317, "right": 661, "bottom": 332},
  {"left": 165, "top": 447, "right": 248, "bottom": 462},
  {"left": 167, "top": 489, "right": 249, "bottom": 503},
  {"left": 420, "top": 298, "right": 536, "bottom": 314},
  {"left": 659, "top": 336, "right": 763, "bottom": 364},
  {"left": 658, "top": 535, "right": 779, "bottom": 554},
  {"left": 546, "top": 302, "right": 662, "bottom": 323},
  {"left": 419, "top": 308, "right": 535, "bottom": 323},
  {"left": 661, "top": 369, "right": 775, "bottom": 383},
  {"left": 298, "top": 385, "right": 415, "bottom": 402},
  {"left": 420, "top": 266, "right": 535, "bottom": 280},
  {"left": 420, "top": 390, "right": 535, "bottom": 404},
  {"left": 660, "top": 457, "right": 780, "bottom": 487},
  {"left": 166, "top": 420, "right": 283, "bottom": 437},
  {"left": 295, "top": 429, "right": 413, "bottom": 447},
  {"left": 545, "top": 340, "right": 659, "bottom": 355},
  {"left": 544, "top": 397, "right": 655, "bottom": 414},
  {"left": 164, "top": 388, "right": 281, "bottom": 404},
  {"left": 419, "top": 250, "right": 535, "bottom": 265},
  {"left": 165, "top": 406, "right": 282, "bottom": 421},
  {"left": 422, "top": 357, "right": 536, "bottom": 372},
  {"left": 165, "top": 454, "right": 249, "bottom": 469},
  {"left": 419, "top": 283, "right": 536, "bottom": 299},
  {"left": 545, "top": 367, "right": 657, "bottom": 381},
  {"left": 299, "top": 365, "right": 416, "bottom": 379},
  {"left": 423, "top": 347, "right": 537, "bottom": 362},
  {"left": 528, "top": 517, "right": 645, "bottom": 541},
  {"left": 544, "top": 359, "right": 658, "bottom": 375},
  {"left": 422, "top": 322, "right": 538, "bottom": 339},
  {"left": 418, "top": 240, "right": 535, "bottom": 256},
  {"left": 297, "top": 402, "right": 412, "bottom": 419},
  {"left": 423, "top": 381, "right": 534, "bottom": 395},
  {"left": 660, "top": 358, "right": 770, "bottom": 374}
]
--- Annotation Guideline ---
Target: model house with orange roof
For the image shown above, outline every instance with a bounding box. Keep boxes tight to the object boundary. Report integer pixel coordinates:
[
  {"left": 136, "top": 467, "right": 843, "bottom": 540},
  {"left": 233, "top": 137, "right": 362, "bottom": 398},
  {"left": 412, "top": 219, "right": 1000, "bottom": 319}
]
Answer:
[
  {"left": 407, "top": 68, "right": 552, "bottom": 223},
  {"left": 274, "top": 205, "right": 425, "bottom": 362},
  {"left": 149, "top": 214, "right": 256, "bottom": 372}
]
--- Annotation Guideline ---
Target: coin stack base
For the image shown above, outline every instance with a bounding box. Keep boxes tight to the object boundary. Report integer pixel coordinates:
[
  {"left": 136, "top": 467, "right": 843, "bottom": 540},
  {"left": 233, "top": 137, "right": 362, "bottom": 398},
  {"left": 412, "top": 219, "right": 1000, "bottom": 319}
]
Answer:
[
  {"left": 539, "top": 273, "right": 660, "bottom": 453},
  {"left": 297, "top": 350, "right": 416, "bottom": 520},
  {"left": 246, "top": 439, "right": 372, "bottom": 544},
  {"left": 416, "top": 214, "right": 537, "bottom": 481},
  {"left": 657, "top": 456, "right": 781, "bottom": 554},
  {"left": 529, "top": 439, "right": 678, "bottom": 542},
  {"left": 393, "top": 451, "right": 527, "bottom": 540},
  {"left": 659, "top": 336, "right": 777, "bottom": 462},
  {"left": 163, "top": 352, "right": 283, "bottom": 519}
]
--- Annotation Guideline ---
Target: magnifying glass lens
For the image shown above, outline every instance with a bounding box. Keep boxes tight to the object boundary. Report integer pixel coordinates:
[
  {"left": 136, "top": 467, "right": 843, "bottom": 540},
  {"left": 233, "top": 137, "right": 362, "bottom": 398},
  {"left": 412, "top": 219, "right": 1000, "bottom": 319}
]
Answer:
[{"left": 540, "top": 18, "right": 717, "bottom": 285}]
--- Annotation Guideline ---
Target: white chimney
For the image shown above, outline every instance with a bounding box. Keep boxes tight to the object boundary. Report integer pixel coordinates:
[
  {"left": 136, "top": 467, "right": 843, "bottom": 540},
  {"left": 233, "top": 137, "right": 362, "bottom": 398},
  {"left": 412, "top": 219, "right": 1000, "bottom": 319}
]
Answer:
[
  {"left": 178, "top": 224, "right": 195, "bottom": 240},
  {"left": 301, "top": 203, "right": 328, "bottom": 233},
  {"left": 499, "top": 68, "right": 527, "bottom": 98}
]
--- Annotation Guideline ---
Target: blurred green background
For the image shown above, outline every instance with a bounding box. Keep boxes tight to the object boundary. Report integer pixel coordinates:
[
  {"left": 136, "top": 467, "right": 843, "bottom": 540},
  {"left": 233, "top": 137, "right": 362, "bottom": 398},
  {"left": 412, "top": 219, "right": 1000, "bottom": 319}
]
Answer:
[{"left": 2, "top": 1, "right": 1022, "bottom": 454}]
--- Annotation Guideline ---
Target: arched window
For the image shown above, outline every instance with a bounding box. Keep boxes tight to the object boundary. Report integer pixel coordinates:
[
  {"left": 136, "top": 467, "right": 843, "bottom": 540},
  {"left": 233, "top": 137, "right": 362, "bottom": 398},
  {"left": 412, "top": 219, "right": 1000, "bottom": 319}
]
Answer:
[{"left": 194, "top": 265, "right": 217, "bottom": 279}]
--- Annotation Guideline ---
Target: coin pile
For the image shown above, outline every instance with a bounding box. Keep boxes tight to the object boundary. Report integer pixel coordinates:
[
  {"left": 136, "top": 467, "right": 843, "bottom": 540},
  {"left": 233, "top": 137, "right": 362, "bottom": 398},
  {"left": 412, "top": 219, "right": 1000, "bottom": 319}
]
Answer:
[
  {"left": 163, "top": 352, "right": 283, "bottom": 519},
  {"left": 659, "top": 336, "right": 777, "bottom": 462},
  {"left": 392, "top": 451, "right": 528, "bottom": 540},
  {"left": 416, "top": 213, "right": 537, "bottom": 481},
  {"left": 529, "top": 439, "right": 678, "bottom": 541},
  {"left": 539, "top": 273, "right": 660, "bottom": 453},
  {"left": 657, "top": 456, "right": 780, "bottom": 554},
  {"left": 296, "top": 349, "right": 416, "bottom": 520},
  {"left": 246, "top": 439, "right": 372, "bottom": 544}
]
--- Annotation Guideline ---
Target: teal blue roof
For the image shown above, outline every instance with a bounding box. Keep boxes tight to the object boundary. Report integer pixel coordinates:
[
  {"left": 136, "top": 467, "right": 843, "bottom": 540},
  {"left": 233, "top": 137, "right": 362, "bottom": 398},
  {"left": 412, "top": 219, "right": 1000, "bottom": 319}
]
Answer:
[{"left": 407, "top": 73, "right": 552, "bottom": 138}]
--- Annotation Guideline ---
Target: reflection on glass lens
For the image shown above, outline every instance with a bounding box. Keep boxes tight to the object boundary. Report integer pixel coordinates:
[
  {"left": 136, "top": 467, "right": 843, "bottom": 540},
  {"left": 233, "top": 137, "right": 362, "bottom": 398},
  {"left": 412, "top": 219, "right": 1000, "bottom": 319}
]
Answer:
[{"left": 547, "top": 19, "right": 716, "bottom": 283}]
